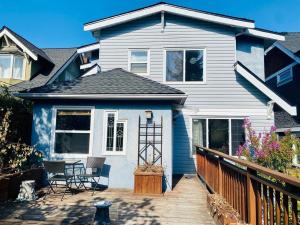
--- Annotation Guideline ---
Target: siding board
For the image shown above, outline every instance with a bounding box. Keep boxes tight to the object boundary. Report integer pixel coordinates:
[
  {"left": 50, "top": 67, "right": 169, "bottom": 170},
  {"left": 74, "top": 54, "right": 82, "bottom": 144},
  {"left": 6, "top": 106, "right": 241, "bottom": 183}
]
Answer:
[{"left": 98, "top": 13, "right": 273, "bottom": 174}]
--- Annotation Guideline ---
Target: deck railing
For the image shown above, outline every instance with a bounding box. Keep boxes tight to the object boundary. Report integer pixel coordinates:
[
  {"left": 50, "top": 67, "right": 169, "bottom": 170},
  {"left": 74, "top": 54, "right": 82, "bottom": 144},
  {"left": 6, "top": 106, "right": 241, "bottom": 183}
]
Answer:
[{"left": 195, "top": 145, "right": 300, "bottom": 225}]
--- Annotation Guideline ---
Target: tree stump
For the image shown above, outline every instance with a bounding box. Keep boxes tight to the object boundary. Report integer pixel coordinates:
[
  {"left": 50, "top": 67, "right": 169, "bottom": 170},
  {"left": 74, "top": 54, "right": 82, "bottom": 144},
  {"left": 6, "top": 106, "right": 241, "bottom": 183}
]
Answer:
[{"left": 17, "top": 180, "right": 37, "bottom": 201}]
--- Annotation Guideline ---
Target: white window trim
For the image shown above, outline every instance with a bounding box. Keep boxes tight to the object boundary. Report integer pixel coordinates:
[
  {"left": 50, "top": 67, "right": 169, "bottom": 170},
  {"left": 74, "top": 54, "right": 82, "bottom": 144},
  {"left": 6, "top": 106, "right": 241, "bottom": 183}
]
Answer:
[
  {"left": 102, "top": 111, "right": 127, "bottom": 155},
  {"left": 163, "top": 48, "right": 206, "bottom": 84},
  {"left": 51, "top": 106, "right": 95, "bottom": 158},
  {"left": 277, "top": 66, "right": 293, "bottom": 87},
  {"left": 128, "top": 49, "right": 150, "bottom": 75},
  {"left": 0, "top": 54, "right": 26, "bottom": 80},
  {"left": 189, "top": 117, "right": 245, "bottom": 158}
]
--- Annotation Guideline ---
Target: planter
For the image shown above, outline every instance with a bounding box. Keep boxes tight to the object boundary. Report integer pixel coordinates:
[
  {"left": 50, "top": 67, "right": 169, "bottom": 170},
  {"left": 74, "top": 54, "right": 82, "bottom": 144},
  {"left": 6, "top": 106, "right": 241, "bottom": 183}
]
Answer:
[
  {"left": 134, "top": 171, "right": 163, "bottom": 194},
  {"left": 207, "top": 194, "right": 245, "bottom": 225},
  {"left": 0, "top": 167, "right": 44, "bottom": 201}
]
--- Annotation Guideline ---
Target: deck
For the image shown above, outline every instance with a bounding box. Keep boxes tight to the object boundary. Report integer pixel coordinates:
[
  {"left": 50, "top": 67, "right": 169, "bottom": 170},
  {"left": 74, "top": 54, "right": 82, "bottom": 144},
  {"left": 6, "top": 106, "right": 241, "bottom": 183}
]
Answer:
[{"left": 0, "top": 175, "right": 215, "bottom": 225}]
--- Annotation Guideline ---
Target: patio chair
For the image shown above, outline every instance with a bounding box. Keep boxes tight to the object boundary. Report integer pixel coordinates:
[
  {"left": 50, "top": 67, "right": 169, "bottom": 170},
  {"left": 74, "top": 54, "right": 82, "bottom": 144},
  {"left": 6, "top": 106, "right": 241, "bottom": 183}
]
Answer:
[
  {"left": 43, "top": 160, "right": 74, "bottom": 201},
  {"left": 77, "top": 157, "right": 106, "bottom": 195}
]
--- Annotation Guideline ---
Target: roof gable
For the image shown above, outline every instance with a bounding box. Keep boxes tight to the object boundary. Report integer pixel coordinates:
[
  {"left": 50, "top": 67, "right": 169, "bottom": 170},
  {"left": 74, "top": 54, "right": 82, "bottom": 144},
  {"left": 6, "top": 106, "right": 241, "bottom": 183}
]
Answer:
[
  {"left": 84, "top": 2, "right": 255, "bottom": 31},
  {"left": 0, "top": 26, "right": 53, "bottom": 63}
]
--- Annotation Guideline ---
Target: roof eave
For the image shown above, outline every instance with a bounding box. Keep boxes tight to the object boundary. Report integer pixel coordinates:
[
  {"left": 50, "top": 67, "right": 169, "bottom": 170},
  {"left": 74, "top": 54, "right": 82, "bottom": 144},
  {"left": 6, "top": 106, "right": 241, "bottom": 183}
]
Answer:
[
  {"left": 241, "top": 28, "right": 285, "bottom": 41},
  {"left": 14, "top": 93, "right": 188, "bottom": 104},
  {"left": 234, "top": 62, "right": 297, "bottom": 116},
  {"left": 84, "top": 3, "right": 255, "bottom": 31}
]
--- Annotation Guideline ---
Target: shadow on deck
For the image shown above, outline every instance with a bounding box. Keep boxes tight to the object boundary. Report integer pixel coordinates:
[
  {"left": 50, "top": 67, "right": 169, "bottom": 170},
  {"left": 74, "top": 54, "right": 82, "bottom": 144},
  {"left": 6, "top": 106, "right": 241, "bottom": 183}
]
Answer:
[{"left": 0, "top": 175, "right": 215, "bottom": 225}]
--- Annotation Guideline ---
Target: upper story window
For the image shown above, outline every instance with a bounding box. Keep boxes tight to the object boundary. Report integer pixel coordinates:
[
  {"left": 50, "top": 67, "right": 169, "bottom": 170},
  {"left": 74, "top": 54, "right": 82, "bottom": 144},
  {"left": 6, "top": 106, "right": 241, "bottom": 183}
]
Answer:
[
  {"left": 128, "top": 49, "right": 149, "bottom": 75},
  {"left": 0, "top": 54, "right": 25, "bottom": 79},
  {"left": 165, "top": 49, "right": 205, "bottom": 83},
  {"left": 277, "top": 67, "right": 293, "bottom": 87}
]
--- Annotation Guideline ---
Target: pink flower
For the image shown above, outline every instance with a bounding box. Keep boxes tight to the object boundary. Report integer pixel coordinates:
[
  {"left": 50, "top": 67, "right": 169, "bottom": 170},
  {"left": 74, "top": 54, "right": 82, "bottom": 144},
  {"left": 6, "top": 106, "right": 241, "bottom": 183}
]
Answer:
[{"left": 270, "top": 125, "right": 277, "bottom": 133}]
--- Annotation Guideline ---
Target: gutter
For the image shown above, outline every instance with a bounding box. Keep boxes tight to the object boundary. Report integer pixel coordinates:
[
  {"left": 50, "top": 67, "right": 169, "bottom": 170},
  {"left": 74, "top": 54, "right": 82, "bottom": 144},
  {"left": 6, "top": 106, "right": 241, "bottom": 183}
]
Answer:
[{"left": 14, "top": 93, "right": 188, "bottom": 103}]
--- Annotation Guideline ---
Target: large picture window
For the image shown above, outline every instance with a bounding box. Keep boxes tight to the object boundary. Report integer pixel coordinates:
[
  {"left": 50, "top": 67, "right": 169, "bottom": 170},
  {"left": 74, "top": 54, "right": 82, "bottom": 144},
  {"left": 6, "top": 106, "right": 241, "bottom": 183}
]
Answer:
[
  {"left": 191, "top": 118, "right": 245, "bottom": 156},
  {"left": 0, "top": 54, "right": 24, "bottom": 79},
  {"left": 103, "top": 111, "right": 127, "bottom": 154},
  {"left": 166, "top": 49, "right": 205, "bottom": 82},
  {"left": 53, "top": 109, "right": 92, "bottom": 155},
  {"left": 128, "top": 50, "right": 149, "bottom": 75}
]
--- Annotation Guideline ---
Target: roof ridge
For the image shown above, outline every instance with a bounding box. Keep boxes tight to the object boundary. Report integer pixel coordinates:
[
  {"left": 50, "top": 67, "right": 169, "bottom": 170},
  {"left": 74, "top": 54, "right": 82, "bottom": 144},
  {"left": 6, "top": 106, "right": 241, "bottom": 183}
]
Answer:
[
  {"left": 84, "top": 2, "right": 254, "bottom": 26},
  {"left": 117, "top": 68, "right": 184, "bottom": 92},
  {"left": 41, "top": 47, "right": 77, "bottom": 50}
]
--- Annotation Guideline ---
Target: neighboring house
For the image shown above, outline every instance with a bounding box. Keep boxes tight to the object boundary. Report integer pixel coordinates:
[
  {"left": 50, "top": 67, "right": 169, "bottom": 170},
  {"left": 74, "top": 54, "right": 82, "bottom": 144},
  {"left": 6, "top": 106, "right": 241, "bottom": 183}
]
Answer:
[
  {"left": 265, "top": 32, "right": 300, "bottom": 136},
  {"left": 16, "top": 3, "right": 297, "bottom": 190},
  {"left": 0, "top": 26, "right": 83, "bottom": 91}
]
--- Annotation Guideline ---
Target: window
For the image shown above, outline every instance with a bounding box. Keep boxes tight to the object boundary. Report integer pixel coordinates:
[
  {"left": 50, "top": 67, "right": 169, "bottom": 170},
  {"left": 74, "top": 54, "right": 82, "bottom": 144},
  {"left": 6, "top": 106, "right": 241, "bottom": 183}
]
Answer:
[
  {"left": 0, "top": 54, "right": 24, "bottom": 79},
  {"left": 104, "top": 111, "right": 127, "bottom": 154},
  {"left": 209, "top": 119, "right": 229, "bottom": 154},
  {"left": 191, "top": 118, "right": 245, "bottom": 156},
  {"left": 192, "top": 119, "right": 206, "bottom": 155},
  {"left": 53, "top": 109, "right": 92, "bottom": 155},
  {"left": 166, "top": 49, "right": 205, "bottom": 82},
  {"left": 128, "top": 50, "right": 149, "bottom": 75},
  {"left": 277, "top": 67, "right": 293, "bottom": 87},
  {"left": 231, "top": 119, "right": 245, "bottom": 155}
]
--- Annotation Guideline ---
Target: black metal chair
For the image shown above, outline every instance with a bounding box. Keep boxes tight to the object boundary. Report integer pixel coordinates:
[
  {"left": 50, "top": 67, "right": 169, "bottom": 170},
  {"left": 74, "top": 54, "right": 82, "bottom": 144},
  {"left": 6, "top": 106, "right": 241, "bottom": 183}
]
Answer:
[
  {"left": 77, "top": 157, "right": 106, "bottom": 195},
  {"left": 43, "top": 160, "right": 74, "bottom": 201}
]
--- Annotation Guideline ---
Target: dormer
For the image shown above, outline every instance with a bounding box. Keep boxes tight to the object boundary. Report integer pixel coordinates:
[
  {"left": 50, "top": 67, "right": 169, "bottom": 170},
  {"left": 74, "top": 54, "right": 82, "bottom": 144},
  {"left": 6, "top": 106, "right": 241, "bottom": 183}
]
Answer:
[{"left": 0, "top": 26, "right": 54, "bottom": 85}]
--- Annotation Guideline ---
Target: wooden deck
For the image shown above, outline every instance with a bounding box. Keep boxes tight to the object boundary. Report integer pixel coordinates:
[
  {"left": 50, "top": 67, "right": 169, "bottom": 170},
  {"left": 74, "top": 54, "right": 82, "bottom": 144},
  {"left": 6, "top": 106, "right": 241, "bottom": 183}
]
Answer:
[{"left": 0, "top": 175, "right": 215, "bottom": 225}]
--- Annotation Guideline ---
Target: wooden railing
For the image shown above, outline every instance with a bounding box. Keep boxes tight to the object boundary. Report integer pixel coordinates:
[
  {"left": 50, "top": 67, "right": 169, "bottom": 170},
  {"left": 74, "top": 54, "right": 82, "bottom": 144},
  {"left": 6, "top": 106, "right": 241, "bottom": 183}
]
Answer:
[{"left": 196, "top": 146, "right": 300, "bottom": 225}]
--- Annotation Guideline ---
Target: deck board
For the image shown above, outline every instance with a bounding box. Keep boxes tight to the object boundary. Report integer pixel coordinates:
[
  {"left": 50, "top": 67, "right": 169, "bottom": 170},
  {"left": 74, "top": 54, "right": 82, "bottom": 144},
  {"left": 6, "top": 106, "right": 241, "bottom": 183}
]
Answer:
[{"left": 0, "top": 176, "right": 215, "bottom": 225}]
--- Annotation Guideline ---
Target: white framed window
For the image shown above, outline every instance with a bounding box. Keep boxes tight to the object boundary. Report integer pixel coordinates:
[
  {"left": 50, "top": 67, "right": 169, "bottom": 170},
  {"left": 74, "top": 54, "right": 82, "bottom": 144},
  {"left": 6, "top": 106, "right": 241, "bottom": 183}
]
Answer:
[
  {"left": 128, "top": 49, "right": 150, "bottom": 75},
  {"left": 191, "top": 117, "right": 245, "bottom": 157},
  {"left": 277, "top": 67, "right": 293, "bottom": 87},
  {"left": 164, "top": 49, "right": 206, "bottom": 83},
  {"left": 0, "top": 54, "right": 25, "bottom": 80},
  {"left": 51, "top": 106, "right": 94, "bottom": 158},
  {"left": 103, "top": 111, "right": 127, "bottom": 155}
]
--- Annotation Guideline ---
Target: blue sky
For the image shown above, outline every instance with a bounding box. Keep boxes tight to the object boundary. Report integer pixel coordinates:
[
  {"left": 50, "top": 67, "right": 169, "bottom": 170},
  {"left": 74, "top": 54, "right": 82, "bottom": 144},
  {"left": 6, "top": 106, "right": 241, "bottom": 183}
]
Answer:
[{"left": 1, "top": 0, "right": 299, "bottom": 48}]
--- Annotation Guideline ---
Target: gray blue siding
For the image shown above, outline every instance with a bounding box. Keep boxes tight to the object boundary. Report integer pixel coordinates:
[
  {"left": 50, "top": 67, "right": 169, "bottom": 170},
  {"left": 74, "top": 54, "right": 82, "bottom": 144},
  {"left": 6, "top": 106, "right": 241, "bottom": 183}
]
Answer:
[{"left": 96, "top": 14, "right": 274, "bottom": 174}]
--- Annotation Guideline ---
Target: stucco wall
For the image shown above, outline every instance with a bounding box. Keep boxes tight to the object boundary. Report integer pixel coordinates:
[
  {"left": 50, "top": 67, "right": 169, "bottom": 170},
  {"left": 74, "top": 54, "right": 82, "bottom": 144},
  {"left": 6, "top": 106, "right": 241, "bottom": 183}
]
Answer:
[{"left": 32, "top": 101, "right": 173, "bottom": 190}]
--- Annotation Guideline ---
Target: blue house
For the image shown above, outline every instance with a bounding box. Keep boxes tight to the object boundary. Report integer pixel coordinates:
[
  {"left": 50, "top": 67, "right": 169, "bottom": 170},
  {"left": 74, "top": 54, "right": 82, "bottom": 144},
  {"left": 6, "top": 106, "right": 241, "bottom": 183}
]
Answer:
[{"left": 15, "top": 3, "right": 296, "bottom": 190}]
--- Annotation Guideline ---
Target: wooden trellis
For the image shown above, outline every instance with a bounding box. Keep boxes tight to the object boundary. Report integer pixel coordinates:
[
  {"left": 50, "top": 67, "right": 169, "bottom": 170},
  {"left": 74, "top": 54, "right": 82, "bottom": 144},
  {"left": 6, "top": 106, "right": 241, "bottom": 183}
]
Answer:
[{"left": 137, "top": 116, "right": 163, "bottom": 166}]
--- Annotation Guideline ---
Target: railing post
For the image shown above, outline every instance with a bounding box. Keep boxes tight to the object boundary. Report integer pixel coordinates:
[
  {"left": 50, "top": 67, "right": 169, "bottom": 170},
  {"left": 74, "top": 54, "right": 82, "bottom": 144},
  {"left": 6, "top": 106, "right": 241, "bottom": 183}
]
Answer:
[
  {"left": 204, "top": 149, "right": 208, "bottom": 182},
  {"left": 246, "top": 168, "right": 257, "bottom": 225},
  {"left": 218, "top": 157, "right": 223, "bottom": 195}
]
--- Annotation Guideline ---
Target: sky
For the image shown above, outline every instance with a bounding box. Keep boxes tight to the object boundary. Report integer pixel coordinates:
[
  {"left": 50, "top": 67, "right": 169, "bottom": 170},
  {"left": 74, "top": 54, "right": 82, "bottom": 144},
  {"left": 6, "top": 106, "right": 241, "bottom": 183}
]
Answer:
[{"left": 1, "top": 0, "right": 300, "bottom": 48}]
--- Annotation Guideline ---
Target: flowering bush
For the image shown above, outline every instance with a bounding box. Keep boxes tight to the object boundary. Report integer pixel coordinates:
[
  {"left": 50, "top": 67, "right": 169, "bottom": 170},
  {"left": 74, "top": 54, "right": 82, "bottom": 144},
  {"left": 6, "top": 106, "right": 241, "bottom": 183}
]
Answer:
[
  {"left": 0, "top": 110, "right": 42, "bottom": 172},
  {"left": 237, "top": 118, "right": 300, "bottom": 172}
]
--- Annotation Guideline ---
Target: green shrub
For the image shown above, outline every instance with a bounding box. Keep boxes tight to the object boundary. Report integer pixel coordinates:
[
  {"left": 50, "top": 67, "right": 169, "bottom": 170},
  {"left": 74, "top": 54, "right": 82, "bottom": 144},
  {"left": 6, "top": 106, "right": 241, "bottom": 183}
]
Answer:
[
  {"left": 0, "top": 110, "right": 42, "bottom": 172},
  {"left": 237, "top": 118, "right": 300, "bottom": 173}
]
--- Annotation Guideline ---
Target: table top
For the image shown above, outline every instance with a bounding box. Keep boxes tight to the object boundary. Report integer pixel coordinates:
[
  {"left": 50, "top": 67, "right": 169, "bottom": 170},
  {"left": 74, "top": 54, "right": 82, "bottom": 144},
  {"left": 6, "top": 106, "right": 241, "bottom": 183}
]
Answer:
[{"left": 65, "top": 160, "right": 81, "bottom": 165}]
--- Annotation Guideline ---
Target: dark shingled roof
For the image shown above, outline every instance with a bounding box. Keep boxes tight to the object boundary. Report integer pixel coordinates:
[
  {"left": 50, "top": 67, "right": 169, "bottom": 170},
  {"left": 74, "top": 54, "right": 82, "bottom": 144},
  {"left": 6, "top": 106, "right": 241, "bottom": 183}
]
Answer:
[
  {"left": 23, "top": 68, "right": 185, "bottom": 95},
  {"left": 9, "top": 48, "right": 77, "bottom": 92},
  {"left": 1, "top": 26, "right": 53, "bottom": 63},
  {"left": 279, "top": 32, "right": 300, "bottom": 56}
]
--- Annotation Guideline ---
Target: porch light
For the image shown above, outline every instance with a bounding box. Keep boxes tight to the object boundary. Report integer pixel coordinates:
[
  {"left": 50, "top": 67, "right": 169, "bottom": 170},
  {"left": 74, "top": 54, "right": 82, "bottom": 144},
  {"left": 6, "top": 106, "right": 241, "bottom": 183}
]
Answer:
[{"left": 145, "top": 110, "right": 153, "bottom": 120}]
